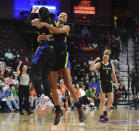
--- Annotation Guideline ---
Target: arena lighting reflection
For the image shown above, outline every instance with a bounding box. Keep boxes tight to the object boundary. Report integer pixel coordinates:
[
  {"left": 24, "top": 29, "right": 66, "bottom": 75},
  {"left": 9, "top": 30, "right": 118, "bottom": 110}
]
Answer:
[
  {"left": 32, "top": 5, "right": 56, "bottom": 13},
  {"left": 14, "top": 0, "right": 59, "bottom": 18}
]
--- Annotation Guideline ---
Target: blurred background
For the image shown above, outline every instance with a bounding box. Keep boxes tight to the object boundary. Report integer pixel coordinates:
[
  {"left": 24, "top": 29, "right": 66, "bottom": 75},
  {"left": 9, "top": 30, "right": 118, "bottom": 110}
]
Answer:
[{"left": 0, "top": 0, "right": 139, "bottom": 112}]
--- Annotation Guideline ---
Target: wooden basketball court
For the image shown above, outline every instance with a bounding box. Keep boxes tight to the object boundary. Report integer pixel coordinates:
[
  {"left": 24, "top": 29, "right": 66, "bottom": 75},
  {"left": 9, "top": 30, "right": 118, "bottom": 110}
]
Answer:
[{"left": 0, "top": 109, "right": 139, "bottom": 131}]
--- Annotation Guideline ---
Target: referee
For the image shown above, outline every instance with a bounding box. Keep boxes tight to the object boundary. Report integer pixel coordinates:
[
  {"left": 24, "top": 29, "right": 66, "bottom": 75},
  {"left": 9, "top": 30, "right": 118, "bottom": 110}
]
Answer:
[{"left": 17, "top": 61, "right": 32, "bottom": 115}]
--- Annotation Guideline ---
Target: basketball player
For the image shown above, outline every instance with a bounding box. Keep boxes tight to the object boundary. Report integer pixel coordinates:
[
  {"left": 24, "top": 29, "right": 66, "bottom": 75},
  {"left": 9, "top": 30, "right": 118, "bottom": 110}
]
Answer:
[
  {"left": 27, "top": 7, "right": 56, "bottom": 114},
  {"left": 90, "top": 50, "right": 119, "bottom": 123},
  {"left": 34, "top": 12, "right": 85, "bottom": 125}
]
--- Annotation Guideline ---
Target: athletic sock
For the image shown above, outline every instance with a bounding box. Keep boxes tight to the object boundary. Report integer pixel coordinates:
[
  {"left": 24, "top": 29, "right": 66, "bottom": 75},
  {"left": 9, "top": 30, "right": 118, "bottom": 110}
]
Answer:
[
  {"left": 55, "top": 105, "right": 61, "bottom": 112},
  {"left": 75, "top": 102, "right": 82, "bottom": 109},
  {"left": 104, "top": 111, "right": 107, "bottom": 116}
]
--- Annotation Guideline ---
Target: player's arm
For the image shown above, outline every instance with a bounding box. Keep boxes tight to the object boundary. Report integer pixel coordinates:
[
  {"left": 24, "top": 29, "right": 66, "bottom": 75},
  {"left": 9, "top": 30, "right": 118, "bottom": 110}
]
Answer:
[
  {"left": 37, "top": 33, "right": 50, "bottom": 43},
  {"left": 16, "top": 61, "right": 22, "bottom": 75},
  {"left": 112, "top": 63, "right": 119, "bottom": 89},
  {"left": 90, "top": 57, "right": 101, "bottom": 71},
  {"left": 26, "top": 7, "right": 39, "bottom": 25},
  {"left": 36, "top": 22, "right": 70, "bottom": 34}
]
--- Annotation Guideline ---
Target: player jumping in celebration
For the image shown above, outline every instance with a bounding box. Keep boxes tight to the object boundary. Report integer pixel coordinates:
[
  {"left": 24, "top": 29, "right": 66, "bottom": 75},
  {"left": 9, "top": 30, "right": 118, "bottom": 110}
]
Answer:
[
  {"left": 33, "top": 12, "right": 85, "bottom": 125},
  {"left": 27, "top": 7, "right": 56, "bottom": 114},
  {"left": 90, "top": 50, "right": 119, "bottom": 123}
]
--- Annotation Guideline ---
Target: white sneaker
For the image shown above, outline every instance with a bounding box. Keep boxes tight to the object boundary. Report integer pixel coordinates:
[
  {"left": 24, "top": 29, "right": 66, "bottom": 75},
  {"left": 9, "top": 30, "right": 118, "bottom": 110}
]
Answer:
[
  {"left": 35, "top": 95, "right": 54, "bottom": 115},
  {"left": 90, "top": 102, "right": 94, "bottom": 106},
  {"left": 35, "top": 95, "right": 45, "bottom": 111},
  {"left": 41, "top": 97, "right": 54, "bottom": 111}
]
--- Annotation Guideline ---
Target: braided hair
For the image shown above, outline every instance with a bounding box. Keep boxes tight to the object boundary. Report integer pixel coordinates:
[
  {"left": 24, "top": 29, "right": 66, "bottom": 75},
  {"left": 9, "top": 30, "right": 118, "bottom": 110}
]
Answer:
[{"left": 39, "top": 7, "right": 50, "bottom": 22}]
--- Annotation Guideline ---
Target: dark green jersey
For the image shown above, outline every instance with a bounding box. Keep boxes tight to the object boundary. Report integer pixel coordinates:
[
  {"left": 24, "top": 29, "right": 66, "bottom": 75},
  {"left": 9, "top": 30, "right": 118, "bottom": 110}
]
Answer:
[
  {"left": 54, "top": 25, "right": 68, "bottom": 50},
  {"left": 27, "top": 13, "right": 56, "bottom": 46},
  {"left": 99, "top": 62, "right": 112, "bottom": 82}
]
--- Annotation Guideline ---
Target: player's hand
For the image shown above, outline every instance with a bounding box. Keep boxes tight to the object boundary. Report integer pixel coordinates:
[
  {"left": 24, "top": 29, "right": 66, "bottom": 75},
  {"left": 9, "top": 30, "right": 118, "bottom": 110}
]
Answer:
[
  {"left": 36, "top": 22, "right": 46, "bottom": 29},
  {"left": 31, "top": 7, "right": 39, "bottom": 13},
  {"left": 37, "top": 34, "right": 49, "bottom": 43},
  {"left": 95, "top": 57, "right": 100, "bottom": 62},
  {"left": 19, "top": 61, "right": 22, "bottom": 65},
  {"left": 115, "top": 85, "right": 119, "bottom": 90},
  {"left": 31, "top": 19, "right": 40, "bottom": 26}
]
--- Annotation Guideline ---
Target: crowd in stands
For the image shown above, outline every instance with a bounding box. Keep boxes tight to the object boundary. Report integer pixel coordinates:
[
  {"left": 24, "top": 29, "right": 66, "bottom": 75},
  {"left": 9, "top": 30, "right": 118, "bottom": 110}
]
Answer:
[{"left": 0, "top": 16, "right": 139, "bottom": 113}]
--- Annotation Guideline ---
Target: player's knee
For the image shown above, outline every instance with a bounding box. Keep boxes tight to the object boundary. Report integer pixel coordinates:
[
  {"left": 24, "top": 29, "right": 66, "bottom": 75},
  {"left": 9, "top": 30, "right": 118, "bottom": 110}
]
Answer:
[
  {"left": 108, "top": 98, "right": 113, "bottom": 105},
  {"left": 100, "top": 99, "right": 105, "bottom": 104}
]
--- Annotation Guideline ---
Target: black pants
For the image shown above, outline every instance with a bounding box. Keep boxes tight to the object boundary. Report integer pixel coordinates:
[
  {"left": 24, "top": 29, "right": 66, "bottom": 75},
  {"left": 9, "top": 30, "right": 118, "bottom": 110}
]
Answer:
[
  {"left": 30, "top": 46, "right": 56, "bottom": 98},
  {"left": 79, "top": 96, "right": 90, "bottom": 105},
  {"left": 18, "top": 85, "right": 30, "bottom": 112},
  {"left": 131, "top": 81, "right": 137, "bottom": 95}
]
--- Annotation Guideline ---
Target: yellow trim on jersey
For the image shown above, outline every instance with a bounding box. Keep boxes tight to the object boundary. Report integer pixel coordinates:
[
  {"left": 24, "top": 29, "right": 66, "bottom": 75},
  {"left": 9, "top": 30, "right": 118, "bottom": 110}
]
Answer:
[
  {"left": 99, "top": 80, "right": 103, "bottom": 93},
  {"left": 111, "top": 81, "right": 113, "bottom": 92},
  {"left": 99, "top": 72, "right": 103, "bottom": 93},
  {"left": 65, "top": 52, "right": 68, "bottom": 68},
  {"left": 34, "top": 46, "right": 40, "bottom": 56},
  {"left": 102, "top": 61, "right": 109, "bottom": 66},
  {"left": 38, "top": 32, "right": 40, "bottom": 35},
  {"left": 64, "top": 37, "right": 67, "bottom": 43}
]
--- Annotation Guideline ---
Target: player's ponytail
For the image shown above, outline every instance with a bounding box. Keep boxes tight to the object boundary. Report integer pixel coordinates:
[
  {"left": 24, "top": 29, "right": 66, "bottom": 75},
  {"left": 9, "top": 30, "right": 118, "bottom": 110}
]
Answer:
[{"left": 103, "top": 49, "right": 111, "bottom": 56}]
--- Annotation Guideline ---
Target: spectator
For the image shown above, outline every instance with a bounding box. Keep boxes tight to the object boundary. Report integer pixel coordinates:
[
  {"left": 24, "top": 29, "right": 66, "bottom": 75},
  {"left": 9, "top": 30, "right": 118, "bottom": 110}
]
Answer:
[
  {"left": 134, "top": 93, "right": 139, "bottom": 109},
  {"left": 75, "top": 84, "right": 81, "bottom": 98},
  {"left": 79, "top": 84, "right": 86, "bottom": 97},
  {"left": 110, "top": 56, "right": 119, "bottom": 65},
  {"left": 79, "top": 77, "right": 84, "bottom": 85},
  {"left": 129, "top": 69, "right": 139, "bottom": 96},
  {"left": 15, "top": 50, "right": 20, "bottom": 60},
  {"left": 85, "top": 87, "right": 96, "bottom": 107},
  {"left": 0, "top": 86, "right": 14, "bottom": 111},
  {"left": 5, "top": 85, "right": 19, "bottom": 111},
  {"left": 81, "top": 26, "right": 90, "bottom": 36},
  {"left": 7, "top": 75, "right": 14, "bottom": 85},
  {"left": 57, "top": 86, "right": 63, "bottom": 107},
  {"left": 29, "top": 83, "right": 36, "bottom": 109},
  {"left": 72, "top": 75, "right": 79, "bottom": 84},
  {"left": 13, "top": 75, "right": 19, "bottom": 85},
  {"left": 0, "top": 61, "right": 7, "bottom": 74},
  {"left": 118, "top": 81, "right": 127, "bottom": 99},
  {"left": 12, "top": 84, "right": 18, "bottom": 97},
  {"left": 88, "top": 77, "right": 97, "bottom": 89},
  {"left": 59, "top": 79, "right": 69, "bottom": 109},
  {"left": 84, "top": 75, "right": 90, "bottom": 90},
  {"left": 4, "top": 49, "right": 14, "bottom": 67}
]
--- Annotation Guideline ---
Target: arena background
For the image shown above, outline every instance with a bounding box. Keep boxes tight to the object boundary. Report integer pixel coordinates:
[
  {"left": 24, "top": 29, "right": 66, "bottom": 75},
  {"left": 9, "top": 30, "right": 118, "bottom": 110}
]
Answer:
[{"left": 0, "top": 0, "right": 139, "bottom": 131}]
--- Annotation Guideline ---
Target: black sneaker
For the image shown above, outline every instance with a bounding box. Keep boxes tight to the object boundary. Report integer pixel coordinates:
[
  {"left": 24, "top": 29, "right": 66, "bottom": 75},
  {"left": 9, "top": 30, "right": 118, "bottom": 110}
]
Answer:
[
  {"left": 77, "top": 109, "right": 85, "bottom": 122},
  {"left": 104, "top": 115, "right": 108, "bottom": 121},
  {"left": 20, "top": 112, "right": 24, "bottom": 115},
  {"left": 27, "top": 110, "right": 33, "bottom": 115},
  {"left": 99, "top": 115, "right": 106, "bottom": 123},
  {"left": 54, "top": 110, "right": 63, "bottom": 125},
  {"left": 14, "top": 109, "right": 19, "bottom": 113},
  {"left": 103, "top": 111, "right": 108, "bottom": 121}
]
